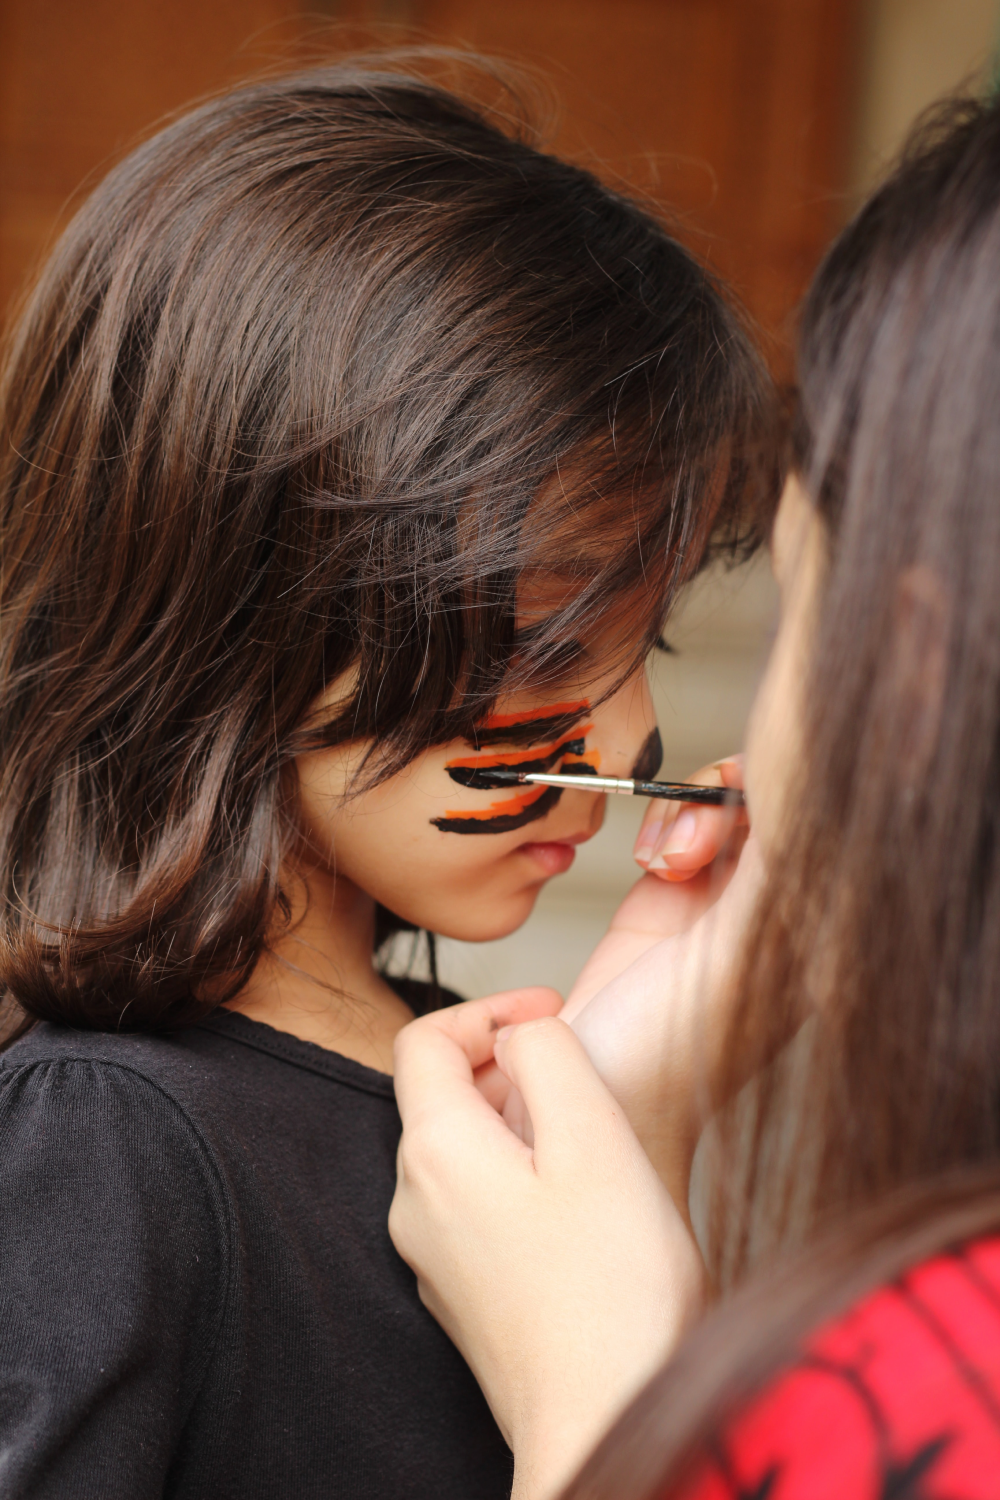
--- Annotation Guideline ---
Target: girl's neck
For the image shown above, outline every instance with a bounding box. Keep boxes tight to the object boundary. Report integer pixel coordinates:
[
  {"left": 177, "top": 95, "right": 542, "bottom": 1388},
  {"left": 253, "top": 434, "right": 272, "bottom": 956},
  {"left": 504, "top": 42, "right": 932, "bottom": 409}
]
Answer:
[{"left": 225, "top": 864, "right": 414, "bottom": 1074}]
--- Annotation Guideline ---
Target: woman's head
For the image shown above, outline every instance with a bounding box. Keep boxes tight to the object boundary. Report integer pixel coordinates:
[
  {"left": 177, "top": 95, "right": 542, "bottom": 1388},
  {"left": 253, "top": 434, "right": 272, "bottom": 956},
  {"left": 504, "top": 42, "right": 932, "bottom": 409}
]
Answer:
[
  {"left": 563, "top": 88, "right": 1000, "bottom": 1500},
  {"left": 0, "top": 62, "right": 772, "bottom": 1034},
  {"left": 710, "top": 93, "right": 1000, "bottom": 1287}
]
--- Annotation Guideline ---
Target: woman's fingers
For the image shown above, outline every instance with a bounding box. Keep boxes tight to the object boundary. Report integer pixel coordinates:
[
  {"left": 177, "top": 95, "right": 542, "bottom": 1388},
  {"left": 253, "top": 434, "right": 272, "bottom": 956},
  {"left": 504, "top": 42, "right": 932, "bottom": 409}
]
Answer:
[
  {"left": 391, "top": 995, "right": 705, "bottom": 1499},
  {"left": 493, "top": 1016, "right": 628, "bottom": 1171},
  {"left": 632, "top": 795, "right": 680, "bottom": 863},
  {"left": 393, "top": 986, "right": 562, "bottom": 1126},
  {"left": 472, "top": 1057, "right": 511, "bottom": 1113},
  {"left": 568, "top": 829, "right": 769, "bottom": 1195},
  {"left": 635, "top": 754, "right": 746, "bottom": 883}
]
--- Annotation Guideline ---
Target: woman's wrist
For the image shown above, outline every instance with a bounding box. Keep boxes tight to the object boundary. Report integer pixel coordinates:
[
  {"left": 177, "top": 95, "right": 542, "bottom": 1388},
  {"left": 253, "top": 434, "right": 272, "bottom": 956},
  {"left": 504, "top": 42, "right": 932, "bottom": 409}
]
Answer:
[
  {"left": 510, "top": 1427, "right": 596, "bottom": 1500},
  {"left": 507, "top": 1235, "right": 707, "bottom": 1500},
  {"left": 508, "top": 1394, "right": 644, "bottom": 1500}
]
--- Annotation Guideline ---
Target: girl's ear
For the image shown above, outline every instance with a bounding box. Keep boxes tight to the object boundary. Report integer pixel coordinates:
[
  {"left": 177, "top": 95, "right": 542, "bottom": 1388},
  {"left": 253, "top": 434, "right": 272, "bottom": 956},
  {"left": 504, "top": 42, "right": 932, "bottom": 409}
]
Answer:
[{"left": 892, "top": 563, "right": 949, "bottom": 789}]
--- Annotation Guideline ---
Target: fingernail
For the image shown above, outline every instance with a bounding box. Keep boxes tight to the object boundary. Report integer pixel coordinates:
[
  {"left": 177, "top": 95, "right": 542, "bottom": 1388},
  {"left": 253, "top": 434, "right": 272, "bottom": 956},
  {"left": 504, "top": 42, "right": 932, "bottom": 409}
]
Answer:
[
  {"left": 633, "top": 821, "right": 663, "bottom": 863},
  {"left": 494, "top": 1025, "right": 514, "bottom": 1046},
  {"left": 651, "top": 810, "right": 697, "bottom": 863}
]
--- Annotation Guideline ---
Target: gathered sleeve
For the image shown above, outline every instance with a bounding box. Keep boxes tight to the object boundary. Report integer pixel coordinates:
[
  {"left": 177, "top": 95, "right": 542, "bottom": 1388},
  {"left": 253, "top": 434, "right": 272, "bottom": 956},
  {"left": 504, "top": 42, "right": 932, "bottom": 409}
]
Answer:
[{"left": 0, "top": 1057, "right": 230, "bottom": 1499}]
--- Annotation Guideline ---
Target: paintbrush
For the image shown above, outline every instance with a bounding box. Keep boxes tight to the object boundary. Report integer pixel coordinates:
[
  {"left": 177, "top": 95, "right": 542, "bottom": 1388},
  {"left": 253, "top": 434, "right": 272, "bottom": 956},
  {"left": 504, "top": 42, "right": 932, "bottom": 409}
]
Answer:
[{"left": 483, "top": 768, "right": 744, "bottom": 807}]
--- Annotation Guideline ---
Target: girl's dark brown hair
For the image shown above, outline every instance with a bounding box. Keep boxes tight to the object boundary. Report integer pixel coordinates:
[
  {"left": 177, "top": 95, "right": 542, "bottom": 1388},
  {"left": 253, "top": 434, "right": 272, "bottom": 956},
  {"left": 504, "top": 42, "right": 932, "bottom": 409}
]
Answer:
[
  {"left": 563, "top": 90, "right": 1000, "bottom": 1500},
  {"left": 0, "top": 61, "right": 772, "bottom": 1040}
]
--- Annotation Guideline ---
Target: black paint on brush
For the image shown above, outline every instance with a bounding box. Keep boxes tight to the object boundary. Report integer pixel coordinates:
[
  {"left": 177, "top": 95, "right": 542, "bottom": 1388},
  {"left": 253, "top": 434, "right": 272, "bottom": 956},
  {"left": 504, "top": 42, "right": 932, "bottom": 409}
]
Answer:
[{"left": 432, "top": 785, "right": 564, "bottom": 834}]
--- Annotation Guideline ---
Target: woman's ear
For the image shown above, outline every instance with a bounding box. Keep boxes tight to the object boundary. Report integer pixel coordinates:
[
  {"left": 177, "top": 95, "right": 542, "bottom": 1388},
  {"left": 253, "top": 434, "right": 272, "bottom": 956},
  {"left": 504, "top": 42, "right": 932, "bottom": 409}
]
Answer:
[{"left": 892, "top": 563, "right": 949, "bottom": 788}]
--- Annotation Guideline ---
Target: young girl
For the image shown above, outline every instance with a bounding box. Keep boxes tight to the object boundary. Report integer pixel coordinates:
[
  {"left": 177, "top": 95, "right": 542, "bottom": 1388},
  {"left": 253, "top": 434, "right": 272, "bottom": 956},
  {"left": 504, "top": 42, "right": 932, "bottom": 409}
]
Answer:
[
  {"left": 0, "top": 62, "right": 771, "bottom": 1498},
  {"left": 389, "top": 93, "right": 1000, "bottom": 1500}
]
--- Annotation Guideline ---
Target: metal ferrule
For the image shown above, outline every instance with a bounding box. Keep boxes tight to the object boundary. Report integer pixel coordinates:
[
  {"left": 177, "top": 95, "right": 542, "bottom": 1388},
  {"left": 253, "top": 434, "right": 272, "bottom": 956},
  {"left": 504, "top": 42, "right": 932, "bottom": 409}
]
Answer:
[{"left": 522, "top": 772, "right": 634, "bottom": 793}]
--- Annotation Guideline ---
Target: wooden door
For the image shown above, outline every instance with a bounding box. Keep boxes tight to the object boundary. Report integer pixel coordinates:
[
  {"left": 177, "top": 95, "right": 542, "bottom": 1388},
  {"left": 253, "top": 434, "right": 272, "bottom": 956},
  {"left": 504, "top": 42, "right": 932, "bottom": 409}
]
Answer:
[{"left": 0, "top": 0, "right": 861, "bottom": 366}]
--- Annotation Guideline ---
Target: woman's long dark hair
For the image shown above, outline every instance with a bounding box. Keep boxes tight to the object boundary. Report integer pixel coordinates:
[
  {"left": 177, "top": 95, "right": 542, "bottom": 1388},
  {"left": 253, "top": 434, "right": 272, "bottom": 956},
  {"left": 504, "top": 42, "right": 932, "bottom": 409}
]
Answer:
[
  {"left": 564, "top": 90, "right": 1000, "bottom": 1500},
  {"left": 0, "top": 61, "right": 772, "bottom": 1039}
]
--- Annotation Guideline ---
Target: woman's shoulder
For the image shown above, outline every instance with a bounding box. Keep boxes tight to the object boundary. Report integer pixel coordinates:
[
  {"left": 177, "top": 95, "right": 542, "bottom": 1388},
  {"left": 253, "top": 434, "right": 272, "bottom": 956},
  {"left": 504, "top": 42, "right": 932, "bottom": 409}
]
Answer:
[{"left": 680, "top": 1235, "right": 1000, "bottom": 1500}]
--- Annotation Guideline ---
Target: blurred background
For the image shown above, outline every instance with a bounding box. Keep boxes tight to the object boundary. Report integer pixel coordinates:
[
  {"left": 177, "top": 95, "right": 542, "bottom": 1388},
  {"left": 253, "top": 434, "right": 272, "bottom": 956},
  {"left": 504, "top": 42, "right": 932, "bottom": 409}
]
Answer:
[{"left": 3, "top": 0, "right": 998, "bottom": 996}]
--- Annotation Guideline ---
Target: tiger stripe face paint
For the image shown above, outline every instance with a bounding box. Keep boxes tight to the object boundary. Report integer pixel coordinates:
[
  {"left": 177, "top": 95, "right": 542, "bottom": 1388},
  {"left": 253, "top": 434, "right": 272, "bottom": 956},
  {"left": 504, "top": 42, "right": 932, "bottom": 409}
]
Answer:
[
  {"left": 434, "top": 701, "right": 599, "bottom": 834},
  {"left": 432, "top": 784, "right": 565, "bottom": 835}
]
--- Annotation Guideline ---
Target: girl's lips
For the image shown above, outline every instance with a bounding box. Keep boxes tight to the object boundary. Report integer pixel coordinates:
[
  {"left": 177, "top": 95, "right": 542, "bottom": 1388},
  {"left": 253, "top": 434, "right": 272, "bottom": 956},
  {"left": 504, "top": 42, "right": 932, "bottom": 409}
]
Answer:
[
  {"left": 518, "top": 830, "right": 592, "bottom": 876},
  {"left": 520, "top": 841, "right": 577, "bottom": 875}
]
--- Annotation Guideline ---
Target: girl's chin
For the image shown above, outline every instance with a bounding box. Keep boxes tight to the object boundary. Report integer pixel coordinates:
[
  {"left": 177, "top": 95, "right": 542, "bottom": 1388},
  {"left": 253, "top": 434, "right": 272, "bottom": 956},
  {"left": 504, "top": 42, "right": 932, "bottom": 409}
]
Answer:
[{"left": 517, "top": 840, "right": 577, "bottom": 876}]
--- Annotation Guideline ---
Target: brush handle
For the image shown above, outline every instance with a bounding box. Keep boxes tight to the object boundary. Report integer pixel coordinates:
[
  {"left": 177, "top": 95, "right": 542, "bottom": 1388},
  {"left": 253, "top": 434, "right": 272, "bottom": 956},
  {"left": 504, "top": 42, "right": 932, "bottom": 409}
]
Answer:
[
  {"left": 632, "top": 779, "right": 743, "bottom": 807},
  {"left": 515, "top": 771, "right": 743, "bottom": 806}
]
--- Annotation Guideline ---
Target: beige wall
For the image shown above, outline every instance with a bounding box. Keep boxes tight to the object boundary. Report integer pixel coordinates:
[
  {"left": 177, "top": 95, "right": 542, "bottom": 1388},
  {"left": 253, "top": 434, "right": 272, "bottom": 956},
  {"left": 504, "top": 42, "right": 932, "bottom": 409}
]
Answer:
[{"left": 853, "top": 0, "right": 999, "bottom": 193}]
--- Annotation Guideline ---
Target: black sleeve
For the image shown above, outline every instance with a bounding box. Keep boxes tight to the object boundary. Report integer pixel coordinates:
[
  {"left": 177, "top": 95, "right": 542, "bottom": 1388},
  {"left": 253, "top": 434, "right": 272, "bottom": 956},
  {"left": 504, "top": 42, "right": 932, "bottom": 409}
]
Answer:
[{"left": 0, "top": 1058, "right": 229, "bottom": 1499}]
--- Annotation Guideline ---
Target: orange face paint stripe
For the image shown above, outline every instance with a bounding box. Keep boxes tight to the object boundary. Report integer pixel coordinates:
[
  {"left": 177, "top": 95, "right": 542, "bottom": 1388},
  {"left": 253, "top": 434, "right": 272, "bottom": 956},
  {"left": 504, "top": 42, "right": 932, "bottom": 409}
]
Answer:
[
  {"left": 434, "top": 700, "right": 596, "bottom": 834},
  {"left": 432, "top": 784, "right": 564, "bottom": 835}
]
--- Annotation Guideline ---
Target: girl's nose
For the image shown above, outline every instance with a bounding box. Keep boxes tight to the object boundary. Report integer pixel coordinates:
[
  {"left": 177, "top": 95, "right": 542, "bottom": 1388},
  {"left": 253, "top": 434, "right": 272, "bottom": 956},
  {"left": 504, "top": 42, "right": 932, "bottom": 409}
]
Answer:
[{"left": 590, "top": 670, "right": 660, "bottom": 778}]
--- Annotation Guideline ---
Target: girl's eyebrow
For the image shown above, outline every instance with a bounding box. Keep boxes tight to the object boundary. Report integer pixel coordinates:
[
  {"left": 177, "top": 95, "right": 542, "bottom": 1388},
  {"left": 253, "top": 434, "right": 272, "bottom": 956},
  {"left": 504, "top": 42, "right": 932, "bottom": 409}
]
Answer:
[
  {"left": 512, "top": 623, "right": 587, "bottom": 656},
  {"left": 510, "top": 630, "right": 590, "bottom": 688}
]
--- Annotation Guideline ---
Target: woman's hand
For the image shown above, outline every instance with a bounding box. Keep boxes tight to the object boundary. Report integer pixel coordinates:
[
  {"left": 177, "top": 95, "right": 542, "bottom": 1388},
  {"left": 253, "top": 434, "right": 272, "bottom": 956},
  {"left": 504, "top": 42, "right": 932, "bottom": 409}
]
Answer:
[
  {"left": 635, "top": 753, "right": 747, "bottom": 882},
  {"left": 498, "top": 756, "right": 756, "bottom": 1178},
  {"left": 391, "top": 993, "right": 703, "bottom": 1500},
  {"left": 566, "top": 755, "right": 747, "bottom": 1013},
  {"left": 567, "top": 832, "right": 766, "bottom": 1211}
]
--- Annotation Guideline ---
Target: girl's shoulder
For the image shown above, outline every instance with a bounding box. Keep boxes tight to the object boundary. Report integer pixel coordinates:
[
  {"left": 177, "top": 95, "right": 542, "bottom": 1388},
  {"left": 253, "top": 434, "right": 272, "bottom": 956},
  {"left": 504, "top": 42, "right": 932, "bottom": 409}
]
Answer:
[
  {"left": 679, "top": 1235, "right": 1000, "bottom": 1500},
  {"left": 0, "top": 1026, "right": 237, "bottom": 1495},
  {"left": 1, "top": 1023, "right": 234, "bottom": 1248},
  {"left": 2, "top": 1018, "right": 240, "bottom": 1139}
]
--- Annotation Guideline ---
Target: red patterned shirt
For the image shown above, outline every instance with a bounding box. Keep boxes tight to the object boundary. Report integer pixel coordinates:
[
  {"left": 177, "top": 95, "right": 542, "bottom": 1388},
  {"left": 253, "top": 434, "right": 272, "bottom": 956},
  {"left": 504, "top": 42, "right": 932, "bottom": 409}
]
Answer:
[{"left": 675, "top": 1235, "right": 1000, "bottom": 1499}]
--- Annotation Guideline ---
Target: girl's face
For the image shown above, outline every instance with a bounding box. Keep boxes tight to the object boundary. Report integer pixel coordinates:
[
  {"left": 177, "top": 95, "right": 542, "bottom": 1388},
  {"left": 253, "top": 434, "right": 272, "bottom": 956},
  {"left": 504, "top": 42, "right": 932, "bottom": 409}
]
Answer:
[{"left": 294, "top": 623, "right": 660, "bottom": 943}]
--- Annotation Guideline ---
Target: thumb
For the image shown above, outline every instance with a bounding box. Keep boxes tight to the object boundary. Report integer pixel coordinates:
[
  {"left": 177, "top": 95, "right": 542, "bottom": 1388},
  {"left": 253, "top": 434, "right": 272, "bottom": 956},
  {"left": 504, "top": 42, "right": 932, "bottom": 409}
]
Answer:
[{"left": 493, "top": 1016, "right": 632, "bottom": 1172}]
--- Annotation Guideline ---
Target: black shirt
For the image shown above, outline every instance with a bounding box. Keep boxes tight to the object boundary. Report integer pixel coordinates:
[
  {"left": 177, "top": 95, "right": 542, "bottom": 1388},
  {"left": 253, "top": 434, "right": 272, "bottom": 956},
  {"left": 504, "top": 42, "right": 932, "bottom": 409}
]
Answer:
[{"left": 0, "top": 995, "right": 513, "bottom": 1499}]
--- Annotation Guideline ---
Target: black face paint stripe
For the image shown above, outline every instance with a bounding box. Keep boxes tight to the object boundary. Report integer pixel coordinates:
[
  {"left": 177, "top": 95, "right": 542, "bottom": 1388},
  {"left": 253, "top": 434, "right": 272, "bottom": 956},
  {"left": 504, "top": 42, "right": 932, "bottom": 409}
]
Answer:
[
  {"left": 630, "top": 726, "right": 663, "bottom": 782},
  {"left": 448, "top": 758, "right": 598, "bottom": 791},
  {"left": 431, "top": 785, "right": 563, "bottom": 835},
  {"left": 446, "top": 737, "right": 588, "bottom": 789}
]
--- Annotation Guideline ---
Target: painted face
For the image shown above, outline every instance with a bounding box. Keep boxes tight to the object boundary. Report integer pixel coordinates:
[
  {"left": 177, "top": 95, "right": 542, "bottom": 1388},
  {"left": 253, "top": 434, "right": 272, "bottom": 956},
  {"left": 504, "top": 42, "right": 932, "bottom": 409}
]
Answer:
[{"left": 293, "top": 667, "right": 661, "bottom": 944}]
